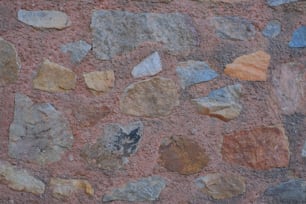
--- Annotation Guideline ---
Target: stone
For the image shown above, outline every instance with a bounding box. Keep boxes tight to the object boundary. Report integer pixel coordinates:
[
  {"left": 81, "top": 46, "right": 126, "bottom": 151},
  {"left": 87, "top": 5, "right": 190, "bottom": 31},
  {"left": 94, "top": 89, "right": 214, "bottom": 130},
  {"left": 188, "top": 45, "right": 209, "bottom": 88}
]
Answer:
[
  {"left": 289, "top": 26, "right": 306, "bottom": 48},
  {"left": 221, "top": 125, "right": 290, "bottom": 170},
  {"left": 91, "top": 10, "right": 198, "bottom": 60},
  {"left": 50, "top": 178, "right": 94, "bottom": 199},
  {"left": 267, "top": 0, "right": 299, "bottom": 6},
  {"left": 120, "top": 77, "right": 179, "bottom": 117},
  {"left": 0, "top": 38, "right": 20, "bottom": 85},
  {"left": 0, "top": 160, "right": 45, "bottom": 195},
  {"left": 83, "top": 70, "right": 115, "bottom": 94},
  {"left": 195, "top": 174, "right": 246, "bottom": 200},
  {"left": 132, "top": 52, "right": 162, "bottom": 78},
  {"left": 9, "top": 94, "right": 74, "bottom": 165},
  {"left": 159, "top": 137, "right": 209, "bottom": 175},
  {"left": 61, "top": 40, "right": 91, "bottom": 64},
  {"left": 81, "top": 121, "right": 143, "bottom": 170},
  {"left": 192, "top": 84, "right": 242, "bottom": 121},
  {"left": 33, "top": 59, "right": 76, "bottom": 93},
  {"left": 176, "top": 60, "right": 218, "bottom": 88},
  {"left": 103, "top": 176, "right": 166, "bottom": 202},
  {"left": 211, "top": 16, "right": 256, "bottom": 41},
  {"left": 224, "top": 51, "right": 271, "bottom": 81},
  {"left": 17, "top": 9, "right": 71, "bottom": 29},
  {"left": 262, "top": 20, "right": 281, "bottom": 38},
  {"left": 302, "top": 142, "right": 306, "bottom": 157}
]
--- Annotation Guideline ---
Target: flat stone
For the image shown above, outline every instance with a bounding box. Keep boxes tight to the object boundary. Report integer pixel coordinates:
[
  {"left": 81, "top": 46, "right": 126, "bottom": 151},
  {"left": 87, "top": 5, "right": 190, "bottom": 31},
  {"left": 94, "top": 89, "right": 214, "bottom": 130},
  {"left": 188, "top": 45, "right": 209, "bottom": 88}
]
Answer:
[
  {"left": 159, "top": 137, "right": 209, "bottom": 175},
  {"left": 0, "top": 160, "right": 45, "bottom": 195},
  {"left": 33, "top": 59, "right": 76, "bottom": 93},
  {"left": 195, "top": 174, "right": 245, "bottom": 200},
  {"left": 289, "top": 26, "right": 306, "bottom": 48},
  {"left": 61, "top": 40, "right": 91, "bottom": 64},
  {"left": 211, "top": 16, "right": 256, "bottom": 41},
  {"left": 18, "top": 9, "right": 71, "bottom": 29},
  {"left": 81, "top": 121, "right": 143, "bottom": 170},
  {"left": 267, "top": 0, "right": 299, "bottom": 6},
  {"left": 176, "top": 60, "right": 218, "bottom": 88},
  {"left": 221, "top": 125, "right": 290, "bottom": 170},
  {"left": 262, "top": 20, "right": 281, "bottom": 38},
  {"left": 83, "top": 70, "right": 115, "bottom": 94},
  {"left": 0, "top": 38, "right": 20, "bottom": 85},
  {"left": 103, "top": 176, "right": 166, "bottom": 202},
  {"left": 9, "top": 94, "right": 74, "bottom": 165},
  {"left": 91, "top": 10, "right": 198, "bottom": 60},
  {"left": 224, "top": 51, "right": 271, "bottom": 81},
  {"left": 192, "top": 84, "right": 242, "bottom": 121},
  {"left": 120, "top": 77, "right": 179, "bottom": 117},
  {"left": 132, "top": 52, "right": 162, "bottom": 78}
]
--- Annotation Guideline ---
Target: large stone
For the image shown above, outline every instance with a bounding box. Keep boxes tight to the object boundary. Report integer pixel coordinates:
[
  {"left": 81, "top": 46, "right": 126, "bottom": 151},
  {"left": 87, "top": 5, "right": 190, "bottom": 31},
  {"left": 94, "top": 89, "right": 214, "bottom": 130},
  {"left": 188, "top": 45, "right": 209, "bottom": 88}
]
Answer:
[
  {"left": 103, "top": 176, "right": 166, "bottom": 202},
  {"left": 0, "top": 160, "right": 45, "bottom": 195},
  {"left": 33, "top": 59, "right": 76, "bottom": 93},
  {"left": 176, "top": 60, "right": 218, "bottom": 88},
  {"left": 18, "top": 9, "right": 71, "bottom": 29},
  {"left": 9, "top": 94, "right": 74, "bottom": 165},
  {"left": 192, "top": 84, "right": 242, "bottom": 121},
  {"left": 224, "top": 51, "right": 271, "bottom": 81},
  {"left": 132, "top": 52, "right": 162, "bottom": 78},
  {"left": 83, "top": 70, "right": 115, "bottom": 94},
  {"left": 262, "top": 20, "right": 281, "bottom": 38},
  {"left": 195, "top": 174, "right": 246, "bottom": 200},
  {"left": 221, "top": 125, "right": 289, "bottom": 170},
  {"left": 91, "top": 10, "right": 198, "bottom": 60},
  {"left": 61, "top": 40, "right": 91, "bottom": 64},
  {"left": 267, "top": 0, "right": 299, "bottom": 6},
  {"left": 289, "top": 26, "right": 306, "bottom": 48},
  {"left": 120, "top": 77, "right": 179, "bottom": 117},
  {"left": 159, "top": 137, "right": 209, "bottom": 175},
  {"left": 0, "top": 38, "right": 20, "bottom": 85},
  {"left": 81, "top": 121, "right": 143, "bottom": 170}
]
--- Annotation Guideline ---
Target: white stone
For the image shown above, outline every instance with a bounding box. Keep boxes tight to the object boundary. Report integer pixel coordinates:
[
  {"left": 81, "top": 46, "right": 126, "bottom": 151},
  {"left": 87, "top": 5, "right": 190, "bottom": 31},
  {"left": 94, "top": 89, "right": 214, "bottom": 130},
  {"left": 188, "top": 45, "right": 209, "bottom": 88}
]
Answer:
[{"left": 132, "top": 52, "right": 162, "bottom": 78}]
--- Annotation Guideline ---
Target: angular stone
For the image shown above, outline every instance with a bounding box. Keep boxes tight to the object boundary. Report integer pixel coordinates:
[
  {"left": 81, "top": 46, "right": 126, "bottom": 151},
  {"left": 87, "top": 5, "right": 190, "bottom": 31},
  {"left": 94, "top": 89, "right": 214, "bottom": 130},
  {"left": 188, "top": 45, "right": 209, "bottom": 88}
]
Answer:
[
  {"left": 120, "top": 77, "right": 179, "bottom": 117},
  {"left": 33, "top": 59, "right": 76, "bottom": 93},
  {"left": 289, "top": 26, "right": 306, "bottom": 48},
  {"left": 132, "top": 52, "right": 162, "bottom": 78},
  {"left": 159, "top": 137, "right": 209, "bottom": 175},
  {"left": 0, "top": 160, "right": 45, "bottom": 195},
  {"left": 18, "top": 9, "right": 71, "bottom": 29},
  {"left": 103, "top": 176, "right": 166, "bottom": 202},
  {"left": 221, "top": 125, "right": 289, "bottom": 170},
  {"left": 9, "top": 94, "right": 74, "bottom": 165},
  {"left": 211, "top": 16, "right": 256, "bottom": 41},
  {"left": 176, "top": 60, "right": 218, "bottom": 88},
  {"left": 91, "top": 10, "right": 198, "bottom": 60},
  {"left": 195, "top": 174, "right": 246, "bottom": 200},
  {"left": 81, "top": 121, "right": 143, "bottom": 170},
  {"left": 83, "top": 70, "right": 115, "bottom": 94},
  {"left": 224, "top": 51, "right": 271, "bottom": 81},
  {"left": 0, "top": 38, "right": 20, "bottom": 85},
  {"left": 267, "top": 0, "right": 299, "bottom": 6},
  {"left": 61, "top": 40, "right": 91, "bottom": 64},
  {"left": 192, "top": 84, "right": 242, "bottom": 121},
  {"left": 262, "top": 20, "right": 281, "bottom": 38}
]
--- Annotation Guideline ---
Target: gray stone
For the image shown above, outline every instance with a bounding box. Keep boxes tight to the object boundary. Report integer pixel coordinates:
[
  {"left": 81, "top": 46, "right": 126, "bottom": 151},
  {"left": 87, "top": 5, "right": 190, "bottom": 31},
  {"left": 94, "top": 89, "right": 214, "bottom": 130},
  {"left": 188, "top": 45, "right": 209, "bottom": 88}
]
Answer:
[
  {"left": 103, "top": 176, "right": 166, "bottom": 202},
  {"left": 176, "top": 60, "right": 218, "bottom": 88},
  {"left": 289, "top": 26, "right": 306, "bottom": 48},
  {"left": 0, "top": 160, "right": 45, "bottom": 195},
  {"left": 132, "top": 52, "right": 162, "bottom": 78},
  {"left": 91, "top": 10, "right": 198, "bottom": 60},
  {"left": 267, "top": 0, "right": 299, "bottom": 6},
  {"left": 9, "top": 94, "right": 74, "bottom": 165},
  {"left": 61, "top": 40, "right": 91, "bottom": 64},
  {"left": 262, "top": 20, "right": 281, "bottom": 38},
  {"left": 302, "top": 142, "right": 306, "bottom": 157}
]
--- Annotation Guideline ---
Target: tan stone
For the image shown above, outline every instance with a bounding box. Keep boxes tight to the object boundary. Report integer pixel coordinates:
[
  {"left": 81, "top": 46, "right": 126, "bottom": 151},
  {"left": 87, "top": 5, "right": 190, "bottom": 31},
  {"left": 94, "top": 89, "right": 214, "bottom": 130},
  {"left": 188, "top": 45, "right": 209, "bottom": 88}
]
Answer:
[
  {"left": 224, "top": 51, "right": 271, "bottom": 81},
  {"left": 33, "top": 59, "right": 76, "bottom": 92},
  {"left": 83, "top": 70, "right": 115, "bottom": 94}
]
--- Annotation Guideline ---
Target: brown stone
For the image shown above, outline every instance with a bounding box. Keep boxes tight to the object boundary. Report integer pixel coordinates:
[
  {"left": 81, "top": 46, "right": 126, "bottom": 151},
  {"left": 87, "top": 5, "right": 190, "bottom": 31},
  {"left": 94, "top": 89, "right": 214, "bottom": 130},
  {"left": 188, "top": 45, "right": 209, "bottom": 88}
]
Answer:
[
  {"left": 159, "top": 137, "right": 209, "bottom": 175},
  {"left": 83, "top": 70, "right": 115, "bottom": 94},
  {"left": 222, "top": 125, "right": 289, "bottom": 170},
  {"left": 224, "top": 51, "right": 271, "bottom": 81}
]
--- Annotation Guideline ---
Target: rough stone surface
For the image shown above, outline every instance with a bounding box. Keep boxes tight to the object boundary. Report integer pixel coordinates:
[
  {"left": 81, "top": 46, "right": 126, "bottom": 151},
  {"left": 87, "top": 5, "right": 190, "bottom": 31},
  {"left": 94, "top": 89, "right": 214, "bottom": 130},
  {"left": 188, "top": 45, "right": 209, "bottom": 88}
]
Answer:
[
  {"left": 192, "top": 84, "right": 242, "bottom": 121},
  {"left": 262, "top": 20, "right": 281, "bottom": 38},
  {"left": 91, "top": 10, "right": 198, "bottom": 60},
  {"left": 61, "top": 40, "right": 91, "bottom": 64},
  {"left": 267, "top": 0, "right": 299, "bottom": 6},
  {"left": 9, "top": 94, "right": 74, "bottom": 165},
  {"left": 83, "top": 70, "right": 115, "bottom": 94},
  {"left": 33, "top": 59, "right": 76, "bottom": 93},
  {"left": 176, "top": 60, "right": 218, "bottom": 88},
  {"left": 120, "top": 77, "right": 179, "bottom": 117},
  {"left": 289, "top": 26, "right": 306, "bottom": 48},
  {"left": 224, "top": 51, "right": 271, "bottom": 81},
  {"left": 132, "top": 52, "right": 162, "bottom": 78},
  {"left": 103, "top": 176, "right": 166, "bottom": 202},
  {"left": 195, "top": 174, "right": 246, "bottom": 200},
  {"left": 222, "top": 125, "right": 290, "bottom": 170},
  {"left": 0, "top": 160, "right": 45, "bottom": 195}
]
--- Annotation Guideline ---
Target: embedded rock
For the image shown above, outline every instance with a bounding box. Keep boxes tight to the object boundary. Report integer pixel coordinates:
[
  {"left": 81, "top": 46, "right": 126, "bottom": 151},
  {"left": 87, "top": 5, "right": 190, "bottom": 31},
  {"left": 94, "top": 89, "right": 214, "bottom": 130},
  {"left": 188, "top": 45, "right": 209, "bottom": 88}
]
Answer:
[
  {"left": 61, "top": 40, "right": 91, "bottom": 64},
  {"left": 289, "top": 26, "right": 306, "bottom": 48},
  {"left": 132, "top": 52, "right": 162, "bottom": 78},
  {"left": 262, "top": 20, "right": 281, "bottom": 38},
  {"left": 267, "top": 0, "right": 299, "bottom": 6},
  {"left": 83, "top": 70, "right": 115, "bottom": 94}
]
